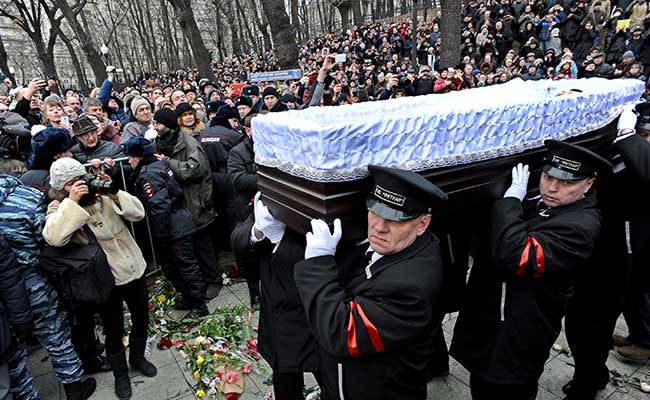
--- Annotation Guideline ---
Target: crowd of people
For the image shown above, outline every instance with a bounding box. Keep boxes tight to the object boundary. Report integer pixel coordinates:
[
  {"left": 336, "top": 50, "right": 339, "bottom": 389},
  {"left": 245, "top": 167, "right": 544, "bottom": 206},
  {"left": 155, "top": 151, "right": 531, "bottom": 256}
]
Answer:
[{"left": 0, "top": 0, "right": 646, "bottom": 399}]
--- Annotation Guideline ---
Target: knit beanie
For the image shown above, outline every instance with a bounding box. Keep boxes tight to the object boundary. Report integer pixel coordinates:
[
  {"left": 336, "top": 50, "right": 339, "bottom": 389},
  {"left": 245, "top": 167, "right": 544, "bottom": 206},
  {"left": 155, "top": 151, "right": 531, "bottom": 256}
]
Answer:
[
  {"left": 153, "top": 108, "right": 179, "bottom": 130},
  {"left": 49, "top": 157, "right": 86, "bottom": 190},
  {"left": 130, "top": 96, "right": 151, "bottom": 116},
  {"left": 175, "top": 102, "right": 194, "bottom": 117},
  {"left": 262, "top": 86, "right": 278, "bottom": 98}
]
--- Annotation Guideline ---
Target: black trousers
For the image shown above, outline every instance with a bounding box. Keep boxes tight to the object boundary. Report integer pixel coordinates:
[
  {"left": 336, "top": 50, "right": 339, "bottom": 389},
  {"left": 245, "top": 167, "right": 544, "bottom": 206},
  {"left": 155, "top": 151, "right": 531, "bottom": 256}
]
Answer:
[
  {"left": 157, "top": 235, "right": 206, "bottom": 304},
  {"left": 69, "top": 305, "right": 102, "bottom": 364},
  {"left": 272, "top": 371, "right": 330, "bottom": 400},
  {"left": 193, "top": 224, "right": 220, "bottom": 284},
  {"left": 101, "top": 276, "right": 149, "bottom": 355},
  {"left": 470, "top": 374, "right": 538, "bottom": 400}
]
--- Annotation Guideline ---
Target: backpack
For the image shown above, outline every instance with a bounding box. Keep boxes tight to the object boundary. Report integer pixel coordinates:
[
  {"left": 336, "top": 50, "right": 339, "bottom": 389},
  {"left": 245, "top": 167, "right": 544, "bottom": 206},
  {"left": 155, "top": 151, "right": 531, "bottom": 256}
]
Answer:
[{"left": 40, "top": 225, "right": 115, "bottom": 306}]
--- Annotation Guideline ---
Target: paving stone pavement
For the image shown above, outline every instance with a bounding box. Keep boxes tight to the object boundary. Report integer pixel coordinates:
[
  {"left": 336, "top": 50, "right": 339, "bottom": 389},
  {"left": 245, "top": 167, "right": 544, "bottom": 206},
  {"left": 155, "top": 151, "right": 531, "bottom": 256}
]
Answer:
[{"left": 27, "top": 281, "right": 650, "bottom": 400}]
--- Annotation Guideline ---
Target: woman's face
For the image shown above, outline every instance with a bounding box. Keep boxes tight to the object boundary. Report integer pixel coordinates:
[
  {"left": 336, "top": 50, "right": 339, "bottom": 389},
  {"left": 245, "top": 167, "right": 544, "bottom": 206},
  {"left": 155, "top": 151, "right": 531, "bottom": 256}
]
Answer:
[
  {"left": 180, "top": 111, "right": 195, "bottom": 127},
  {"left": 45, "top": 104, "right": 63, "bottom": 124}
]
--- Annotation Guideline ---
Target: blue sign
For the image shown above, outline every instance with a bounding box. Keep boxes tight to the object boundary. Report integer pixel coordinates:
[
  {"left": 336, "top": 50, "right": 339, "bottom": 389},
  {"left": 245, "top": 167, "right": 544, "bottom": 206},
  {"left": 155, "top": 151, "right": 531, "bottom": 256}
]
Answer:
[{"left": 248, "top": 69, "right": 303, "bottom": 82}]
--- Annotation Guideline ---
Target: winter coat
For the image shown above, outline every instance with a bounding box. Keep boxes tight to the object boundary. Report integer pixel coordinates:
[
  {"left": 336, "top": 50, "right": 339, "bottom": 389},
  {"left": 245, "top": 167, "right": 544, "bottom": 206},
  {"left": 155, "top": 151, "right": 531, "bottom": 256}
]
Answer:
[
  {"left": 627, "top": 1, "right": 648, "bottom": 29},
  {"left": 450, "top": 194, "right": 601, "bottom": 385},
  {"left": 163, "top": 132, "right": 214, "bottom": 229},
  {"left": 71, "top": 140, "right": 124, "bottom": 165},
  {"left": 573, "top": 29, "right": 597, "bottom": 62},
  {"left": 606, "top": 31, "right": 628, "bottom": 64},
  {"left": 43, "top": 191, "right": 146, "bottom": 286},
  {"left": 262, "top": 101, "right": 288, "bottom": 113},
  {"left": 559, "top": 10, "right": 586, "bottom": 43},
  {"left": 0, "top": 175, "right": 46, "bottom": 269},
  {"left": 294, "top": 232, "right": 445, "bottom": 400},
  {"left": 231, "top": 222, "right": 318, "bottom": 373},
  {"left": 14, "top": 98, "right": 41, "bottom": 127},
  {"left": 198, "top": 126, "right": 243, "bottom": 174},
  {"left": 547, "top": 36, "right": 563, "bottom": 55},
  {"left": 227, "top": 137, "right": 257, "bottom": 224},
  {"left": 97, "top": 80, "right": 129, "bottom": 126},
  {"left": 180, "top": 121, "right": 206, "bottom": 139},
  {"left": 121, "top": 121, "right": 150, "bottom": 145},
  {"left": 132, "top": 156, "right": 194, "bottom": 240},
  {"left": 0, "top": 235, "right": 33, "bottom": 365}
]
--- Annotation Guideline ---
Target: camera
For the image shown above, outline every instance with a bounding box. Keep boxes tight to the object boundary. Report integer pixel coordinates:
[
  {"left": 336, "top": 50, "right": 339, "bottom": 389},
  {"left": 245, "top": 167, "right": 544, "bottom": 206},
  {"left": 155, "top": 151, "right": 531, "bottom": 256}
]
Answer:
[
  {"left": 397, "top": 73, "right": 413, "bottom": 88},
  {"left": 0, "top": 112, "right": 31, "bottom": 160},
  {"left": 81, "top": 173, "right": 119, "bottom": 195}
]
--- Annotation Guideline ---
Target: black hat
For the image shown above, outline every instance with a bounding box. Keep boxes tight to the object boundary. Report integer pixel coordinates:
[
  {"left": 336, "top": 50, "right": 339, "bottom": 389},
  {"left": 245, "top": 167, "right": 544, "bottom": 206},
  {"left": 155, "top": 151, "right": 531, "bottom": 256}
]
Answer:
[
  {"left": 366, "top": 165, "right": 447, "bottom": 221},
  {"left": 262, "top": 86, "right": 278, "bottom": 99},
  {"left": 205, "top": 100, "right": 226, "bottom": 114},
  {"left": 234, "top": 96, "right": 253, "bottom": 108},
  {"left": 72, "top": 116, "right": 97, "bottom": 137},
  {"left": 175, "top": 102, "right": 194, "bottom": 116},
  {"left": 635, "top": 102, "right": 650, "bottom": 131},
  {"left": 122, "top": 137, "right": 154, "bottom": 157},
  {"left": 280, "top": 93, "right": 297, "bottom": 104},
  {"left": 215, "top": 105, "right": 239, "bottom": 121},
  {"left": 31, "top": 127, "right": 74, "bottom": 156},
  {"left": 543, "top": 140, "right": 612, "bottom": 181},
  {"left": 242, "top": 85, "right": 260, "bottom": 97},
  {"left": 153, "top": 108, "right": 179, "bottom": 130}
]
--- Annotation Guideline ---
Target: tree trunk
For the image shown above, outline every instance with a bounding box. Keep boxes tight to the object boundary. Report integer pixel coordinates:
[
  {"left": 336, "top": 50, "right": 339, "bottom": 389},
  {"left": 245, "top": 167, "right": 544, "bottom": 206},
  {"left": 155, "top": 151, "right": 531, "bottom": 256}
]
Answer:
[
  {"left": 291, "top": 0, "right": 301, "bottom": 41},
  {"left": 166, "top": 0, "right": 216, "bottom": 80},
  {"left": 260, "top": 0, "right": 299, "bottom": 68},
  {"left": 351, "top": 0, "right": 363, "bottom": 26},
  {"left": 386, "top": 0, "right": 394, "bottom": 17},
  {"left": 221, "top": 0, "right": 242, "bottom": 55},
  {"left": 0, "top": 34, "right": 15, "bottom": 86},
  {"left": 58, "top": 31, "right": 89, "bottom": 93},
  {"left": 52, "top": 0, "right": 107, "bottom": 85},
  {"left": 337, "top": 2, "right": 351, "bottom": 30},
  {"left": 439, "top": 0, "right": 461, "bottom": 68}
]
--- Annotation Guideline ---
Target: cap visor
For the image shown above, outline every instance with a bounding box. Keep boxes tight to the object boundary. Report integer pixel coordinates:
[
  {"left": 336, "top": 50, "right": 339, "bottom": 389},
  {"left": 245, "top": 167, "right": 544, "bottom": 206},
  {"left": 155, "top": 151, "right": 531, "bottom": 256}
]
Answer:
[
  {"left": 366, "top": 197, "right": 420, "bottom": 221},
  {"left": 542, "top": 165, "right": 589, "bottom": 181}
]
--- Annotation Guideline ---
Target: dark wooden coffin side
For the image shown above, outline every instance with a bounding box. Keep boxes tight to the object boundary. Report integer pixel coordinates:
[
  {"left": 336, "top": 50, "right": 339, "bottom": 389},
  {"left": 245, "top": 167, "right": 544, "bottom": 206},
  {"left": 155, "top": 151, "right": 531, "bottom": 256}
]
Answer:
[{"left": 258, "top": 122, "right": 617, "bottom": 240}]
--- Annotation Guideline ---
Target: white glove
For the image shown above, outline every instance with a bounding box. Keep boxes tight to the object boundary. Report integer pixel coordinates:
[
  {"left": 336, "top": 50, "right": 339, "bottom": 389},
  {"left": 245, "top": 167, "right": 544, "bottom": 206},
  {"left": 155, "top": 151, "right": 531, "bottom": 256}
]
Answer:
[
  {"left": 617, "top": 107, "right": 637, "bottom": 133},
  {"left": 504, "top": 163, "right": 529, "bottom": 201},
  {"left": 305, "top": 218, "right": 342, "bottom": 259},
  {"left": 253, "top": 192, "right": 285, "bottom": 244}
]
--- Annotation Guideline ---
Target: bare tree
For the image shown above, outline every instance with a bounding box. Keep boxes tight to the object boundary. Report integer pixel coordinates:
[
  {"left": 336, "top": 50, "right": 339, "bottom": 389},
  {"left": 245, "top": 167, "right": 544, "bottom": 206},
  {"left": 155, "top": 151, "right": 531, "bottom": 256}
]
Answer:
[
  {"left": 58, "top": 30, "right": 89, "bottom": 93},
  {"left": 51, "top": 0, "right": 108, "bottom": 85},
  {"left": 260, "top": 0, "right": 299, "bottom": 68},
  {"left": 167, "top": 0, "right": 216, "bottom": 79},
  {"left": 439, "top": 0, "right": 461, "bottom": 68},
  {"left": 0, "top": 0, "right": 63, "bottom": 78},
  {"left": 0, "top": 34, "right": 15, "bottom": 85}
]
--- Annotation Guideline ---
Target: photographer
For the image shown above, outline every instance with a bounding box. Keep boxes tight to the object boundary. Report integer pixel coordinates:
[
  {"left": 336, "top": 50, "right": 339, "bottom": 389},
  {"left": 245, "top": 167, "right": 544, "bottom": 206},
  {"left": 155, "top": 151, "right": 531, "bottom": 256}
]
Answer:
[{"left": 43, "top": 158, "right": 156, "bottom": 400}]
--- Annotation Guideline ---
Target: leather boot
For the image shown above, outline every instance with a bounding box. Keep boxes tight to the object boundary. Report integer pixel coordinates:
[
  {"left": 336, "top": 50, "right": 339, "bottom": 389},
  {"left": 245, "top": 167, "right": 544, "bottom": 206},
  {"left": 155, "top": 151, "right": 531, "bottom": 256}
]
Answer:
[
  {"left": 107, "top": 350, "right": 132, "bottom": 400},
  {"left": 63, "top": 378, "right": 96, "bottom": 400},
  {"left": 128, "top": 338, "right": 157, "bottom": 377},
  {"left": 183, "top": 303, "right": 209, "bottom": 320},
  {"left": 79, "top": 344, "right": 111, "bottom": 374}
]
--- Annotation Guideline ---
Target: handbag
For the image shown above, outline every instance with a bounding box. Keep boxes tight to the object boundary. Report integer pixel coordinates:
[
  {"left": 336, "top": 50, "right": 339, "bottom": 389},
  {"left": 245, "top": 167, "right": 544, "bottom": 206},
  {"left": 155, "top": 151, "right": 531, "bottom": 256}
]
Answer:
[{"left": 40, "top": 225, "right": 115, "bottom": 306}]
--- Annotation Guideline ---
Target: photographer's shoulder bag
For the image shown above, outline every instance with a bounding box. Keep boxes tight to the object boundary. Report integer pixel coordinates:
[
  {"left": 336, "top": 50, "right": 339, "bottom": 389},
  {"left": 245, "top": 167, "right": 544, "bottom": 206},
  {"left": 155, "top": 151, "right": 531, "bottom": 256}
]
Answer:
[{"left": 40, "top": 225, "right": 115, "bottom": 306}]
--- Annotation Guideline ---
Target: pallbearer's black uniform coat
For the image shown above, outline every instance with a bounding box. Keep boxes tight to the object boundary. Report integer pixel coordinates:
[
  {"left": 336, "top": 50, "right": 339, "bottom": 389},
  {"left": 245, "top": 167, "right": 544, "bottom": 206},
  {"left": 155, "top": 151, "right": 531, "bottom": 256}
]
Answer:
[
  {"left": 450, "top": 193, "right": 601, "bottom": 385},
  {"left": 294, "top": 232, "right": 445, "bottom": 400}
]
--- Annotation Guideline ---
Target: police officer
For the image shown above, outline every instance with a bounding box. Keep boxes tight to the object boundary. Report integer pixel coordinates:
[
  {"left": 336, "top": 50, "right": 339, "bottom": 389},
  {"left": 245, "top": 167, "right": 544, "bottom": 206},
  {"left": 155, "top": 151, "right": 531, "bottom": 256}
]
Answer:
[
  {"left": 122, "top": 137, "right": 208, "bottom": 319},
  {"left": 450, "top": 140, "right": 612, "bottom": 400},
  {"left": 562, "top": 106, "right": 650, "bottom": 400},
  {"left": 294, "top": 165, "right": 448, "bottom": 400}
]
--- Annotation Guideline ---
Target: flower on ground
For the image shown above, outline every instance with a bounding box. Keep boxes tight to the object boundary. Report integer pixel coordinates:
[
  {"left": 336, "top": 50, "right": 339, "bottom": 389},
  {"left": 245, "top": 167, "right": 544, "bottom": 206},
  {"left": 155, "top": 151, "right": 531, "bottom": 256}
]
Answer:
[
  {"left": 226, "top": 372, "right": 239, "bottom": 383},
  {"left": 193, "top": 371, "right": 201, "bottom": 381},
  {"left": 225, "top": 393, "right": 239, "bottom": 400},
  {"left": 196, "top": 355, "right": 205, "bottom": 366},
  {"left": 242, "top": 363, "right": 253, "bottom": 374},
  {"left": 196, "top": 389, "right": 205, "bottom": 398},
  {"left": 157, "top": 294, "right": 167, "bottom": 303}
]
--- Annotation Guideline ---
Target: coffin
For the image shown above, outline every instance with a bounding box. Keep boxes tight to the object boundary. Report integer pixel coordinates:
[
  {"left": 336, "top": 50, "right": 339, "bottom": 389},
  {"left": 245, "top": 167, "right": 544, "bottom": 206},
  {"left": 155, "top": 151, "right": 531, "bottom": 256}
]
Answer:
[{"left": 252, "top": 78, "right": 644, "bottom": 239}]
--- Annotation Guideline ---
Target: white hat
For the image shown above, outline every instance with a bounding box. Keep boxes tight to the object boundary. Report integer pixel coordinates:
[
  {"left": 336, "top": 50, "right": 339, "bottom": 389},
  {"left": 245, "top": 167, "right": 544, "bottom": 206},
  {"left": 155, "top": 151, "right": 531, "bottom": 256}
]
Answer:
[{"left": 49, "top": 157, "right": 86, "bottom": 190}]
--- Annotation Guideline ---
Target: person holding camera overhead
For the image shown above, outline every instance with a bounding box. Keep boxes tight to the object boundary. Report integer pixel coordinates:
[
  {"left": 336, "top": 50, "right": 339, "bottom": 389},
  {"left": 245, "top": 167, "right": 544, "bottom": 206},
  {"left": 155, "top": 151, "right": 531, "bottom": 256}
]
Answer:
[{"left": 43, "top": 158, "right": 156, "bottom": 400}]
